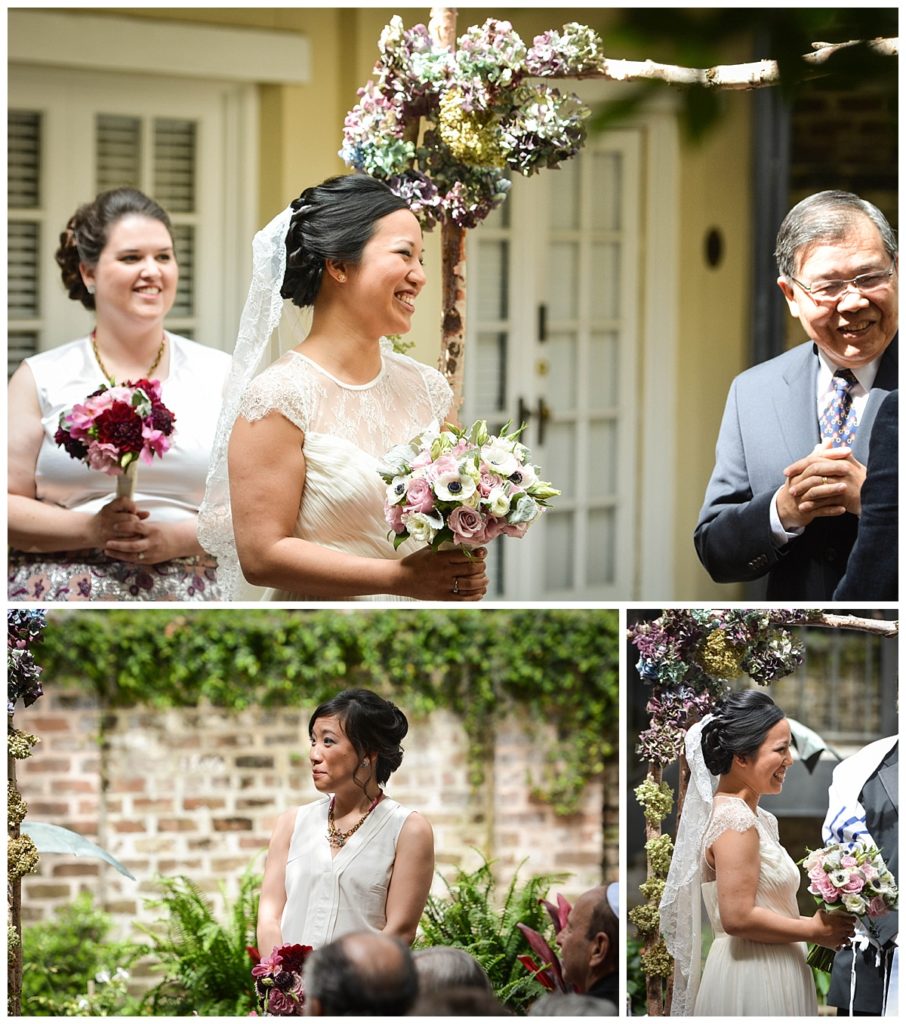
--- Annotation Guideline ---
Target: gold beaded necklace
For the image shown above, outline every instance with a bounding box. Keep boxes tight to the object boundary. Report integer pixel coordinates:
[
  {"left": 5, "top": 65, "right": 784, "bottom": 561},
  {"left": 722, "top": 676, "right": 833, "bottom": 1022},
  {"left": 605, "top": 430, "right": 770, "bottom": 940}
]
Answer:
[
  {"left": 326, "top": 792, "right": 383, "bottom": 850},
  {"left": 91, "top": 328, "right": 166, "bottom": 386}
]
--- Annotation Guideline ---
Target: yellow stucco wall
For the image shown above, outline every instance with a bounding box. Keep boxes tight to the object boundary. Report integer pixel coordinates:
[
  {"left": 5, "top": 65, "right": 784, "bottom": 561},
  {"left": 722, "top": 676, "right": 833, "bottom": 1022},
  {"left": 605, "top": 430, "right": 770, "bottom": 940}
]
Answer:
[
  {"left": 675, "top": 90, "right": 752, "bottom": 599},
  {"left": 64, "top": 8, "right": 758, "bottom": 597}
]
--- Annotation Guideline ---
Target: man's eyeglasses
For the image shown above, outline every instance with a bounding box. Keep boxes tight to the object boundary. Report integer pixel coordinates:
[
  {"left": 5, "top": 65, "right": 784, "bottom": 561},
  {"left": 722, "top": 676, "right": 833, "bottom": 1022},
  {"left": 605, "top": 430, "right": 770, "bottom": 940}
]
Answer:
[{"left": 789, "top": 264, "right": 896, "bottom": 304}]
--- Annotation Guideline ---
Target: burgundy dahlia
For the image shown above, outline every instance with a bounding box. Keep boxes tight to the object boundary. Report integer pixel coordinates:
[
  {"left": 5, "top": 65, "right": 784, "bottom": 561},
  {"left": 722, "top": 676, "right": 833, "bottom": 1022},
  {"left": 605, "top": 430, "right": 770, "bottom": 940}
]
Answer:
[{"left": 94, "top": 401, "right": 143, "bottom": 452}]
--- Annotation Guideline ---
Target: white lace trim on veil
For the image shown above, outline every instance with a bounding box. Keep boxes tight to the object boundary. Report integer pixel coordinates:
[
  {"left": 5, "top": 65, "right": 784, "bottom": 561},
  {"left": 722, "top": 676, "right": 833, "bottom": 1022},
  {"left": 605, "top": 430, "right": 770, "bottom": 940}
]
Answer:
[
  {"left": 659, "top": 714, "right": 716, "bottom": 1016},
  {"left": 197, "top": 206, "right": 292, "bottom": 600}
]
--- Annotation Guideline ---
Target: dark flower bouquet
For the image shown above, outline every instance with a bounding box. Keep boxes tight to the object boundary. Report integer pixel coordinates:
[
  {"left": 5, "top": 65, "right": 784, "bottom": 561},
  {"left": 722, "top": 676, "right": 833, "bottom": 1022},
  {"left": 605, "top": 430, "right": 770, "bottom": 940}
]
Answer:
[
  {"left": 54, "top": 378, "right": 176, "bottom": 498},
  {"left": 249, "top": 943, "right": 313, "bottom": 1016}
]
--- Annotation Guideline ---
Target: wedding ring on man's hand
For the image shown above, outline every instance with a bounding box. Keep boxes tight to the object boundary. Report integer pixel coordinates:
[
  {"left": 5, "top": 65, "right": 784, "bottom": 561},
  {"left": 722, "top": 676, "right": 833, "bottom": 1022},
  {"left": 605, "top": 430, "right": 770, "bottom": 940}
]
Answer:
[
  {"left": 452, "top": 578, "right": 460, "bottom": 594},
  {"left": 138, "top": 552, "right": 145, "bottom": 560},
  {"left": 822, "top": 476, "right": 829, "bottom": 486}
]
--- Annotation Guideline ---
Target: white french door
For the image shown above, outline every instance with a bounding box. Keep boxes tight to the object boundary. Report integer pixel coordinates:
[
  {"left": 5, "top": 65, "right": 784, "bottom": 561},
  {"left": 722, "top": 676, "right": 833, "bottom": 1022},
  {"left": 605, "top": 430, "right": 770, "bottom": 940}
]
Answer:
[{"left": 464, "top": 92, "right": 678, "bottom": 599}]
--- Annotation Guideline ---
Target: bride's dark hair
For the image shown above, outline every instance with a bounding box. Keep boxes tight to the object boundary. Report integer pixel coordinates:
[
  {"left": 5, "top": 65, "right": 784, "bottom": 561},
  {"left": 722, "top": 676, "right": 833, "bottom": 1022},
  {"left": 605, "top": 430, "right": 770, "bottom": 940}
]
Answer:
[
  {"left": 281, "top": 174, "right": 409, "bottom": 308},
  {"left": 700, "top": 690, "right": 785, "bottom": 776},
  {"left": 309, "top": 688, "right": 408, "bottom": 786}
]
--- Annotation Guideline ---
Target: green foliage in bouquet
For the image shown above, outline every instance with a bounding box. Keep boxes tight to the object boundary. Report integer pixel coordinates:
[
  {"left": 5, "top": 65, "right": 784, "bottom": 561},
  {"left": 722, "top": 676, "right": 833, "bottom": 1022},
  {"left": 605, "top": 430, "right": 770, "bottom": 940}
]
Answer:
[
  {"left": 417, "top": 856, "right": 566, "bottom": 1014},
  {"left": 137, "top": 869, "right": 260, "bottom": 1016},
  {"left": 21, "top": 891, "right": 144, "bottom": 1016}
]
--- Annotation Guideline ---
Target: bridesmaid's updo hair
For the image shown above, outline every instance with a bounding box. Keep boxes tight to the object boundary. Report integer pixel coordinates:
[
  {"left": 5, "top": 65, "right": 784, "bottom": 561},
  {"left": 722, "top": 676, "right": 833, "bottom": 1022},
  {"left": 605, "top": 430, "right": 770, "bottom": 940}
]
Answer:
[
  {"left": 700, "top": 690, "right": 785, "bottom": 776},
  {"left": 309, "top": 688, "right": 408, "bottom": 786},
  {"left": 281, "top": 174, "right": 409, "bottom": 308},
  {"left": 55, "top": 188, "right": 174, "bottom": 311}
]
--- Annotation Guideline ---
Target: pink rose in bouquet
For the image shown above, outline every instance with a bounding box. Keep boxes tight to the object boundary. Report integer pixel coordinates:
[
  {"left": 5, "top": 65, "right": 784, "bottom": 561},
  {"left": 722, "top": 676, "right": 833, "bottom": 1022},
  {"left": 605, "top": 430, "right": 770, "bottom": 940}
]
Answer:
[
  {"left": 377, "top": 420, "right": 559, "bottom": 551},
  {"left": 799, "top": 840, "right": 898, "bottom": 973}
]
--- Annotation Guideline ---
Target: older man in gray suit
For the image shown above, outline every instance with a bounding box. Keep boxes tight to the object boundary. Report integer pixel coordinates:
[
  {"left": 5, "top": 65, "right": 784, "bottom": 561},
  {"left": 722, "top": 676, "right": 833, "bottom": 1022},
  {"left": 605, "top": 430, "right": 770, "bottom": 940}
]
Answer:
[{"left": 695, "top": 191, "right": 898, "bottom": 599}]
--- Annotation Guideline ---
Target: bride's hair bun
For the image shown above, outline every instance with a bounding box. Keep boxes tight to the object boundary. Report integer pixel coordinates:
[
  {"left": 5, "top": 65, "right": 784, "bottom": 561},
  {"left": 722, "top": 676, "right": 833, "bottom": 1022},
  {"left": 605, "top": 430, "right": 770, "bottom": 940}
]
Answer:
[
  {"left": 54, "top": 188, "right": 173, "bottom": 311},
  {"left": 279, "top": 174, "right": 409, "bottom": 309},
  {"left": 309, "top": 688, "right": 410, "bottom": 786},
  {"left": 699, "top": 690, "right": 785, "bottom": 776}
]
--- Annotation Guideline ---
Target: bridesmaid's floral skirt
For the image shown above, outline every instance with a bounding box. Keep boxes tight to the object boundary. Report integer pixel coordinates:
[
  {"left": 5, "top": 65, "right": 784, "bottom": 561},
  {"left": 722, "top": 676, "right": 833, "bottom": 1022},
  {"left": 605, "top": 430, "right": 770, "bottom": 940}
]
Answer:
[{"left": 8, "top": 550, "right": 221, "bottom": 602}]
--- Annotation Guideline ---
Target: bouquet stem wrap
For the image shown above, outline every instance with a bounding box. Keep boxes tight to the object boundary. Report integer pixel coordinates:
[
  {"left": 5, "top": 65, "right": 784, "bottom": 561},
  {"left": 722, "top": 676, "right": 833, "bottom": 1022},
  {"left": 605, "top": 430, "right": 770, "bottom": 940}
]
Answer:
[{"left": 116, "top": 460, "right": 139, "bottom": 500}]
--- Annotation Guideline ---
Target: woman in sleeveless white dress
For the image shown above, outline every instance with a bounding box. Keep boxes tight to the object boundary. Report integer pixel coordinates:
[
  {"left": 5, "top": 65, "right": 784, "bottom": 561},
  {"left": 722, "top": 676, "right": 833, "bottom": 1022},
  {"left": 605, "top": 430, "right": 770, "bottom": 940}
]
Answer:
[
  {"left": 257, "top": 690, "right": 433, "bottom": 955},
  {"left": 8, "top": 188, "right": 230, "bottom": 601},
  {"left": 198, "top": 175, "right": 489, "bottom": 602},
  {"left": 661, "top": 691, "right": 856, "bottom": 1017}
]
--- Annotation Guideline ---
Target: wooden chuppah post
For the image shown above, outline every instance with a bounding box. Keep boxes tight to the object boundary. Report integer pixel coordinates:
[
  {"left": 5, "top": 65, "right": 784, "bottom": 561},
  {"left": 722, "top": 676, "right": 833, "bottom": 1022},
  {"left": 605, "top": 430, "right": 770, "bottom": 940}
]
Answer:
[{"left": 428, "top": 7, "right": 467, "bottom": 418}]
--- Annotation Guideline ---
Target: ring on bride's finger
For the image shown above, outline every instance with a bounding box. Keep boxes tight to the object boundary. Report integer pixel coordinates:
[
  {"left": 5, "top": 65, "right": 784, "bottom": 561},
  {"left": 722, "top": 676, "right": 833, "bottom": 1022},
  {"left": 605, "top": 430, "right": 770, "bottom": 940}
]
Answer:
[
  {"left": 822, "top": 476, "right": 829, "bottom": 486},
  {"left": 452, "top": 578, "right": 460, "bottom": 594},
  {"left": 138, "top": 552, "right": 145, "bottom": 561}
]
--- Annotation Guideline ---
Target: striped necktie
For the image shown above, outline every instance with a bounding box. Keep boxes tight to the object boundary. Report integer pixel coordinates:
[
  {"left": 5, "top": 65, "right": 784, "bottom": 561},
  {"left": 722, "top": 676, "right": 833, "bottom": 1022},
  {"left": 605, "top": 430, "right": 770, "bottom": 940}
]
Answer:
[{"left": 819, "top": 369, "right": 858, "bottom": 447}]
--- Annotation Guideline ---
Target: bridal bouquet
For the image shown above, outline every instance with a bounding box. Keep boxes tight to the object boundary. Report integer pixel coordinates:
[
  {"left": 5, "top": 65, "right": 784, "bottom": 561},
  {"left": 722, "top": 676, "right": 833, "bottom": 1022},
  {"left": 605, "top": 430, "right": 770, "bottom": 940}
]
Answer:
[
  {"left": 249, "top": 943, "right": 313, "bottom": 1016},
  {"left": 378, "top": 420, "right": 559, "bottom": 549},
  {"left": 54, "top": 379, "right": 176, "bottom": 498},
  {"left": 800, "top": 840, "right": 898, "bottom": 973}
]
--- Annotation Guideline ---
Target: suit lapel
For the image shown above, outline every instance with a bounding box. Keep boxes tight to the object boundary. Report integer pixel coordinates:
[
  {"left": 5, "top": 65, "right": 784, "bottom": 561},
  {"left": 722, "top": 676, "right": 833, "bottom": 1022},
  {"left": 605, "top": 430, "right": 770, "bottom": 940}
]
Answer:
[{"left": 772, "top": 345, "right": 820, "bottom": 462}]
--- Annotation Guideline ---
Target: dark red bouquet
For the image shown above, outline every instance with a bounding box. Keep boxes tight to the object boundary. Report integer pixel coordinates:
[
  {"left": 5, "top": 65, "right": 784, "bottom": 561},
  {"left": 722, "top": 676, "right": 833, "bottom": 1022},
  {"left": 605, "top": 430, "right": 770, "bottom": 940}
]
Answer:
[
  {"left": 248, "top": 943, "right": 313, "bottom": 1016},
  {"left": 54, "top": 378, "right": 176, "bottom": 497}
]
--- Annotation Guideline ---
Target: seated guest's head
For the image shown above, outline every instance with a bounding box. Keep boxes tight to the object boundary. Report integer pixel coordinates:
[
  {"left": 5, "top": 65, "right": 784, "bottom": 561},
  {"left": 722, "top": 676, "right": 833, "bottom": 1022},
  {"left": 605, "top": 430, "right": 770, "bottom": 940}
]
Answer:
[
  {"left": 557, "top": 885, "right": 618, "bottom": 994},
  {"left": 529, "top": 992, "right": 618, "bottom": 1016},
  {"left": 302, "top": 931, "right": 418, "bottom": 1016},
  {"left": 413, "top": 945, "right": 493, "bottom": 993},
  {"left": 410, "top": 984, "right": 510, "bottom": 1016}
]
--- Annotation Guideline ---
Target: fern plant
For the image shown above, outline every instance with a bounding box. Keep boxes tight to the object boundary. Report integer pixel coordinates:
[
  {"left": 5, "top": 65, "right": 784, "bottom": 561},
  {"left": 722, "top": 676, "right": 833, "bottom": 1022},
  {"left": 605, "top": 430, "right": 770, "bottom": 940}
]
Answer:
[
  {"left": 417, "top": 856, "right": 567, "bottom": 1014},
  {"left": 138, "top": 866, "right": 261, "bottom": 1016}
]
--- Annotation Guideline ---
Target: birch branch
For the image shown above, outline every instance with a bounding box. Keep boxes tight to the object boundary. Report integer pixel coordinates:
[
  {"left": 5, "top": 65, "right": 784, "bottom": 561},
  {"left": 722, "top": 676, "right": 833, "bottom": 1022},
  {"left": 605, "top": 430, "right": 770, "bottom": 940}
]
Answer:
[{"left": 562, "top": 37, "right": 898, "bottom": 90}]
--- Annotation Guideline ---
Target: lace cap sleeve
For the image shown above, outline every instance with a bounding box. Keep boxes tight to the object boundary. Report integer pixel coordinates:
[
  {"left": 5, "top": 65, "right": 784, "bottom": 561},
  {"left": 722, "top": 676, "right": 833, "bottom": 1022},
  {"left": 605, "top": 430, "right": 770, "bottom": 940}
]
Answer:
[
  {"left": 236, "top": 358, "right": 318, "bottom": 434},
  {"left": 424, "top": 365, "right": 454, "bottom": 424},
  {"left": 703, "top": 797, "right": 759, "bottom": 850}
]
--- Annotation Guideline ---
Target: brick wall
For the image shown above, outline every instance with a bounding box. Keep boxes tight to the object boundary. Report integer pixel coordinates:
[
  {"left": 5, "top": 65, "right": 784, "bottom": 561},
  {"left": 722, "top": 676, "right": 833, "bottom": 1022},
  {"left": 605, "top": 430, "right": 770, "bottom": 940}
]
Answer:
[{"left": 16, "top": 689, "right": 616, "bottom": 941}]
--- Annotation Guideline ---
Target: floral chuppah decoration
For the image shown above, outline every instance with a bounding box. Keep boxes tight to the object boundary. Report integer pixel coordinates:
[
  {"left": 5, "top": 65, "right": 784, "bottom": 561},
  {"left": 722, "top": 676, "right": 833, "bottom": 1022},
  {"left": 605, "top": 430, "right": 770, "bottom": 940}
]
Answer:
[
  {"left": 627, "top": 609, "right": 897, "bottom": 1016},
  {"left": 341, "top": 14, "right": 597, "bottom": 408},
  {"left": 341, "top": 17, "right": 595, "bottom": 230},
  {"left": 8, "top": 609, "right": 47, "bottom": 1017}
]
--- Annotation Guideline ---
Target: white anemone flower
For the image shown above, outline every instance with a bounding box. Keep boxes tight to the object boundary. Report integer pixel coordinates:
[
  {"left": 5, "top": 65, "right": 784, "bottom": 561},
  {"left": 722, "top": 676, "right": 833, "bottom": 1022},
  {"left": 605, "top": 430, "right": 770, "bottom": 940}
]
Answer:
[
  {"left": 481, "top": 442, "right": 519, "bottom": 477},
  {"left": 433, "top": 470, "right": 478, "bottom": 503}
]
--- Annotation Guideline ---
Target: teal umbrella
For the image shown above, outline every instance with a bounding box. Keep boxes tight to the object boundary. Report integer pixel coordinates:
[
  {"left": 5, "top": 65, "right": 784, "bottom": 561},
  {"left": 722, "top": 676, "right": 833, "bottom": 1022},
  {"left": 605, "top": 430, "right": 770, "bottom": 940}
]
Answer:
[{"left": 21, "top": 822, "right": 136, "bottom": 880}]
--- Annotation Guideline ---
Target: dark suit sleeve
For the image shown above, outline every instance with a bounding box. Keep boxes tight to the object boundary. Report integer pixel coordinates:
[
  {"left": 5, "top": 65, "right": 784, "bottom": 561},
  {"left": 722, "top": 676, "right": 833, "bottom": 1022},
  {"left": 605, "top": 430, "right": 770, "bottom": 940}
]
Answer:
[
  {"left": 834, "top": 391, "right": 898, "bottom": 601},
  {"left": 694, "top": 376, "right": 790, "bottom": 583}
]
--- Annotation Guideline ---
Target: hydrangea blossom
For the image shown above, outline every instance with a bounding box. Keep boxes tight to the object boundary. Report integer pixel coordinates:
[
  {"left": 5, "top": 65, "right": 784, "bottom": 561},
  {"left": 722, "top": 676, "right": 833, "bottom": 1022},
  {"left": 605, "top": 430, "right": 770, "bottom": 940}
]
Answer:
[{"left": 341, "top": 16, "right": 596, "bottom": 229}]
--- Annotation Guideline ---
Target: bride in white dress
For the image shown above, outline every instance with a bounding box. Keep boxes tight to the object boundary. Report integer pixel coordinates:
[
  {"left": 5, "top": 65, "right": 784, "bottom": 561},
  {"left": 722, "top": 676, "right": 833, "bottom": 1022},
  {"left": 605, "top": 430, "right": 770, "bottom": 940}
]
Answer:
[
  {"left": 660, "top": 690, "right": 856, "bottom": 1016},
  {"left": 198, "top": 175, "right": 488, "bottom": 601}
]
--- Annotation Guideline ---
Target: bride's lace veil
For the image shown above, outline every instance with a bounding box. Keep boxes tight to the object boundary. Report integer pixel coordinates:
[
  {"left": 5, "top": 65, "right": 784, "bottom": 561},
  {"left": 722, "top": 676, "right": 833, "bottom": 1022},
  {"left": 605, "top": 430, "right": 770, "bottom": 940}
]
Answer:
[
  {"left": 197, "top": 205, "right": 293, "bottom": 599},
  {"left": 659, "top": 713, "right": 716, "bottom": 1016}
]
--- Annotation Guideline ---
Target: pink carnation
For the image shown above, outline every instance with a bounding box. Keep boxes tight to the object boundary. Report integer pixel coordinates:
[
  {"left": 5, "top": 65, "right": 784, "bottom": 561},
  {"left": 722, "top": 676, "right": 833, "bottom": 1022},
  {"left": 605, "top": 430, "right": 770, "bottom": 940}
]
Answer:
[{"left": 86, "top": 441, "right": 122, "bottom": 475}]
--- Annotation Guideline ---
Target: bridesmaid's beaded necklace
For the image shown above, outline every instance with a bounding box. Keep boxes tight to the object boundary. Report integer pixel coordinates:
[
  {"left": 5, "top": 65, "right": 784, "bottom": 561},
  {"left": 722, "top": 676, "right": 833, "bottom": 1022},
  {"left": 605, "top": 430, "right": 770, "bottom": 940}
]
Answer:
[
  {"left": 92, "top": 328, "right": 166, "bottom": 386},
  {"left": 327, "top": 792, "right": 383, "bottom": 850}
]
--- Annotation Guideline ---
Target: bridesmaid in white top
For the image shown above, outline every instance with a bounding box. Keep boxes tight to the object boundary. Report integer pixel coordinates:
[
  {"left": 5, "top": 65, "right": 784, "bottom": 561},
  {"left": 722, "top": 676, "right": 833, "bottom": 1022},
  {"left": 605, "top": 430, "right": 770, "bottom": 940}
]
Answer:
[
  {"left": 8, "top": 188, "right": 230, "bottom": 601},
  {"left": 257, "top": 689, "right": 434, "bottom": 955}
]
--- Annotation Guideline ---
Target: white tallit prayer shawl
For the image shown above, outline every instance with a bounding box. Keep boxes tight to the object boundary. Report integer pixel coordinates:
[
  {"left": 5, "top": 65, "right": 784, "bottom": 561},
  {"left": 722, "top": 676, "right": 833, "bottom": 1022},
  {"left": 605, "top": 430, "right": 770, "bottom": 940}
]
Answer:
[{"left": 822, "top": 735, "right": 898, "bottom": 1016}]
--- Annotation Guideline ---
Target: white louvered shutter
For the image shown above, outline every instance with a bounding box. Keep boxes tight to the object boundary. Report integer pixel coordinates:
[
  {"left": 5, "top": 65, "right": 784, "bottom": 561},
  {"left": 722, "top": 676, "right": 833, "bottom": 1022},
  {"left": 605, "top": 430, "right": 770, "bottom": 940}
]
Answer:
[{"left": 8, "top": 110, "right": 43, "bottom": 375}]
